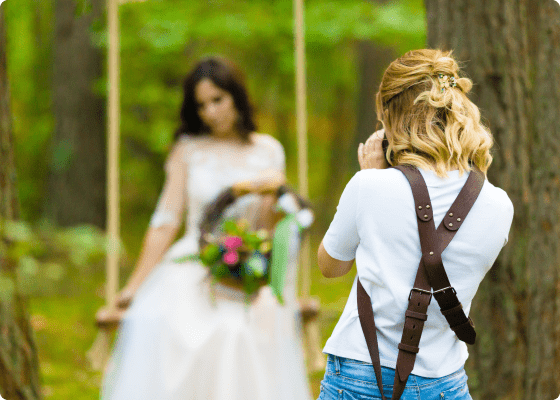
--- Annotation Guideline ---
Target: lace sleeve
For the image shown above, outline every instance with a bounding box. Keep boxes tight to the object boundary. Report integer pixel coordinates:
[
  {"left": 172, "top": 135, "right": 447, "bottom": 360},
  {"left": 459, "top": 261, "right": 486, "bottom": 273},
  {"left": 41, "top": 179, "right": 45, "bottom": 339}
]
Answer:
[{"left": 148, "top": 140, "right": 188, "bottom": 229}]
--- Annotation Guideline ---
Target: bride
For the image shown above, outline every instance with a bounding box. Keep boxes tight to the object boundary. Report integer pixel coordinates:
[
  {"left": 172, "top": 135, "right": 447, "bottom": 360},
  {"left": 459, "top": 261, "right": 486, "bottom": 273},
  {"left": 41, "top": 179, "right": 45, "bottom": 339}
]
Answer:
[{"left": 97, "top": 56, "right": 312, "bottom": 400}]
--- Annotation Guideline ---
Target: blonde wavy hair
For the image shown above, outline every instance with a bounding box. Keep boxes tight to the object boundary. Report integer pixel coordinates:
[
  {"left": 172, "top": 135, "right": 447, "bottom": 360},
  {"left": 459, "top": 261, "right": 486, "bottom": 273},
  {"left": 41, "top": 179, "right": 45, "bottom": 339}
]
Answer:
[{"left": 376, "top": 49, "right": 493, "bottom": 177}]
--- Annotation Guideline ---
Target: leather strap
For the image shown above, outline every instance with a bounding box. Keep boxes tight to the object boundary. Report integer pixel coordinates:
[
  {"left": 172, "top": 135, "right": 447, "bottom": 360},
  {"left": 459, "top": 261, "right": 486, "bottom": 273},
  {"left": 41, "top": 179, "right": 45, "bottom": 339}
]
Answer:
[
  {"left": 357, "top": 165, "right": 484, "bottom": 400},
  {"left": 357, "top": 279, "right": 388, "bottom": 400},
  {"left": 397, "top": 165, "right": 484, "bottom": 345}
]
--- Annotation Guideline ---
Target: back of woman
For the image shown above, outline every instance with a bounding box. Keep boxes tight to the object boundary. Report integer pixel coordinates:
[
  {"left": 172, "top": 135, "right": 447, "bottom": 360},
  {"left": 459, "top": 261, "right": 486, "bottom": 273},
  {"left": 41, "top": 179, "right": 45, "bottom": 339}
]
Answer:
[{"left": 317, "top": 49, "right": 514, "bottom": 400}]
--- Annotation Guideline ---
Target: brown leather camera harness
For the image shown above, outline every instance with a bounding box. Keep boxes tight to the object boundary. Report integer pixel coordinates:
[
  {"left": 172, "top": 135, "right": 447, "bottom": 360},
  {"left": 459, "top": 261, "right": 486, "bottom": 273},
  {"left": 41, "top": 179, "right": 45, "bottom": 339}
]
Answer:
[{"left": 356, "top": 165, "right": 485, "bottom": 400}]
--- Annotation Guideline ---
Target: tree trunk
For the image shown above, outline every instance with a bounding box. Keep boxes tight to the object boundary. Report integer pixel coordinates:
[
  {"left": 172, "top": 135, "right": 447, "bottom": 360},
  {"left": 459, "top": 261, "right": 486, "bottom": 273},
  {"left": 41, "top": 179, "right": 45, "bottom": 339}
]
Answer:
[
  {"left": 0, "top": 6, "right": 43, "bottom": 400},
  {"left": 49, "top": 0, "right": 106, "bottom": 227},
  {"left": 351, "top": 40, "right": 395, "bottom": 172},
  {"left": 425, "top": 1, "right": 560, "bottom": 399},
  {"left": 323, "top": 38, "right": 394, "bottom": 229},
  {"left": 320, "top": 84, "right": 355, "bottom": 231},
  {"left": 351, "top": 0, "right": 395, "bottom": 172}
]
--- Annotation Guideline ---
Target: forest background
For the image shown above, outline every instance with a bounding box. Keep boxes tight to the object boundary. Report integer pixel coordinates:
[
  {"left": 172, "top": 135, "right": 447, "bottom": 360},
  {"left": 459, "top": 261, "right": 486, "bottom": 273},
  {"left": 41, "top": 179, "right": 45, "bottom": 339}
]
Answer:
[{"left": 1, "top": 0, "right": 559, "bottom": 399}]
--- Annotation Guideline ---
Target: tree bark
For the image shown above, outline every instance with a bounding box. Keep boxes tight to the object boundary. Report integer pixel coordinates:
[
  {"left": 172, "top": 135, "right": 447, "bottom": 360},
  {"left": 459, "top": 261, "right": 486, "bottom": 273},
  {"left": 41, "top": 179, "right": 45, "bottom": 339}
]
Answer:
[
  {"left": 351, "top": 0, "right": 395, "bottom": 172},
  {"left": 0, "top": 6, "right": 43, "bottom": 400},
  {"left": 351, "top": 40, "right": 395, "bottom": 172},
  {"left": 323, "top": 38, "right": 394, "bottom": 229},
  {"left": 49, "top": 0, "right": 106, "bottom": 227},
  {"left": 320, "top": 84, "right": 355, "bottom": 232},
  {"left": 425, "top": 1, "right": 560, "bottom": 398}
]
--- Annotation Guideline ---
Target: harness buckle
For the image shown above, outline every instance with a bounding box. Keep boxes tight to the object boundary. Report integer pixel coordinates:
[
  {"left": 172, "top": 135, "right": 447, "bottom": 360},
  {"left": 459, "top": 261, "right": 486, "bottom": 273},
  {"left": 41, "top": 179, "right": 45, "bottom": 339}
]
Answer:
[
  {"left": 408, "top": 288, "right": 433, "bottom": 305},
  {"left": 433, "top": 286, "right": 457, "bottom": 296}
]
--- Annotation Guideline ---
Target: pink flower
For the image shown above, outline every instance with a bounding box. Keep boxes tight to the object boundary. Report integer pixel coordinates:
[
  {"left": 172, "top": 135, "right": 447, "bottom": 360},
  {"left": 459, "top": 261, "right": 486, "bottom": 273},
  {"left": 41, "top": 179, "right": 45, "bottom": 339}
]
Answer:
[
  {"left": 224, "top": 236, "right": 243, "bottom": 250},
  {"left": 223, "top": 251, "right": 239, "bottom": 266}
]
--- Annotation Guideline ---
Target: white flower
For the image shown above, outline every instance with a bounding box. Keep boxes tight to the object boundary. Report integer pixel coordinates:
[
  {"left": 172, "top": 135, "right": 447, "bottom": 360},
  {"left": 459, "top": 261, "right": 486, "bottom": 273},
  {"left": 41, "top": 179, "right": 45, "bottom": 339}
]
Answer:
[
  {"left": 296, "top": 209, "right": 314, "bottom": 228},
  {"left": 276, "top": 193, "right": 300, "bottom": 214}
]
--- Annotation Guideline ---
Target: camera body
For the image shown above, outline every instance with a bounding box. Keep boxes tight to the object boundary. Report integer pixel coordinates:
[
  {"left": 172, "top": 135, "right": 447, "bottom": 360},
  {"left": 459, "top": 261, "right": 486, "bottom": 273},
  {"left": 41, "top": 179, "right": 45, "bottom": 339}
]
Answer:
[{"left": 381, "top": 135, "right": 393, "bottom": 163}]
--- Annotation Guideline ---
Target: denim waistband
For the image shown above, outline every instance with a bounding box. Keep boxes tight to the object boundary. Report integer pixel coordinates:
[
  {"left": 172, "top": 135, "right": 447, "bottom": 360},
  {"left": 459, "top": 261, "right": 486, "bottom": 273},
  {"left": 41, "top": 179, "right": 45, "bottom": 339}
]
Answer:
[{"left": 326, "top": 354, "right": 468, "bottom": 389}]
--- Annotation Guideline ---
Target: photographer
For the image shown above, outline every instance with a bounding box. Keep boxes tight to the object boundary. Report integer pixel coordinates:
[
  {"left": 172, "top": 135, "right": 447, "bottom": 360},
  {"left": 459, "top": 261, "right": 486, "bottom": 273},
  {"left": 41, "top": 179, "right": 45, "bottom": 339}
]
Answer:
[{"left": 317, "top": 49, "right": 513, "bottom": 400}]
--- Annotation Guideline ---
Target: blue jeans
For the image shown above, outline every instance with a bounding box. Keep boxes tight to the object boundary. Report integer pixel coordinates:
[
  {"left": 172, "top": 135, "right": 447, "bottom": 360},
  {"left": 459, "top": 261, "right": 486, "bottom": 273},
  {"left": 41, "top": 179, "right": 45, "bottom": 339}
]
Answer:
[{"left": 318, "top": 354, "right": 472, "bottom": 400}]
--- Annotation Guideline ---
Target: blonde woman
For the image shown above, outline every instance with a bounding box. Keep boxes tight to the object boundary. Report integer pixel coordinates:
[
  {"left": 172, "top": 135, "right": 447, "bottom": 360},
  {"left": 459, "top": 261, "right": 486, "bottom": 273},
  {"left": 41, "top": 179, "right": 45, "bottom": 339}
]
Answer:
[{"left": 317, "top": 49, "right": 513, "bottom": 399}]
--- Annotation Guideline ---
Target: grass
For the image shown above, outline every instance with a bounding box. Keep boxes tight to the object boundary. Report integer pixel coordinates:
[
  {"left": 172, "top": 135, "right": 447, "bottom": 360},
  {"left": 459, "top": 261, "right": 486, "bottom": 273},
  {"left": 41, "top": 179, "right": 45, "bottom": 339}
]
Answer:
[
  {"left": 28, "top": 234, "right": 356, "bottom": 399},
  {"left": 28, "top": 257, "right": 111, "bottom": 399},
  {"left": 30, "top": 296, "right": 104, "bottom": 398}
]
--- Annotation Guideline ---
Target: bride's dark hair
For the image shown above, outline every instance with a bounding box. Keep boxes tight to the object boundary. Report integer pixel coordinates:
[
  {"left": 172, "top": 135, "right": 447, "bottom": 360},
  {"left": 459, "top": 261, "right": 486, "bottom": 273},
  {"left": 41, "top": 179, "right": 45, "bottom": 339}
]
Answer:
[{"left": 175, "top": 56, "right": 257, "bottom": 141}]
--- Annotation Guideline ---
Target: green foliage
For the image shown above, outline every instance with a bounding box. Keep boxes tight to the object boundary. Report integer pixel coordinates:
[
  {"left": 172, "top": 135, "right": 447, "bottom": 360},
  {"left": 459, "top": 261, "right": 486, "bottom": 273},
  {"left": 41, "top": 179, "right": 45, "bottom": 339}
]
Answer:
[
  {"left": 3, "top": 0, "right": 427, "bottom": 397},
  {"left": 222, "top": 219, "right": 242, "bottom": 236},
  {"left": 0, "top": 275, "right": 16, "bottom": 301},
  {"left": 111, "top": 0, "right": 424, "bottom": 246},
  {"left": 1, "top": 218, "right": 111, "bottom": 296},
  {"left": 5, "top": 0, "right": 426, "bottom": 251},
  {"left": 74, "top": 0, "right": 93, "bottom": 17},
  {"left": 200, "top": 243, "right": 221, "bottom": 264},
  {"left": 4, "top": 0, "right": 54, "bottom": 221},
  {"left": 30, "top": 296, "right": 104, "bottom": 399}
]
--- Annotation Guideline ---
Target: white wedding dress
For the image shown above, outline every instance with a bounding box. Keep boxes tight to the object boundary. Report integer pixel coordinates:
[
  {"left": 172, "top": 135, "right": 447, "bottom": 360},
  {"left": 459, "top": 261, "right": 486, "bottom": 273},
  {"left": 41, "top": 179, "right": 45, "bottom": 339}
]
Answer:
[{"left": 101, "top": 133, "right": 312, "bottom": 400}]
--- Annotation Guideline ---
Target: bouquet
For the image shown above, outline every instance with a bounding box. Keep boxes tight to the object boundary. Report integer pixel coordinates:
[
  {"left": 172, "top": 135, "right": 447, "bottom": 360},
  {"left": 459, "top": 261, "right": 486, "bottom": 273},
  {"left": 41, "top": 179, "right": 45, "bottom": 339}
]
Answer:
[
  {"left": 177, "top": 185, "right": 313, "bottom": 302},
  {"left": 198, "top": 219, "right": 273, "bottom": 296}
]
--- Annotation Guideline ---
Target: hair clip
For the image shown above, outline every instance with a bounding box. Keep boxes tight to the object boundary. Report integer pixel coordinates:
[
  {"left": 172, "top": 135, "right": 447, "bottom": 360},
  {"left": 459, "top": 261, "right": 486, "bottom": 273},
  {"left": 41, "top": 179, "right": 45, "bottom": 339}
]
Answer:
[{"left": 438, "top": 74, "right": 457, "bottom": 93}]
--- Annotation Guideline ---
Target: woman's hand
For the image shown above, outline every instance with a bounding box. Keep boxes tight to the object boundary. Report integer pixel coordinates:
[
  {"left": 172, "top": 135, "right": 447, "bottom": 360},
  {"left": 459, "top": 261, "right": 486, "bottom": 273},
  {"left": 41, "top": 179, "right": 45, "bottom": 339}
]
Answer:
[
  {"left": 94, "top": 286, "right": 137, "bottom": 327},
  {"left": 115, "top": 287, "right": 136, "bottom": 309},
  {"left": 94, "top": 282, "right": 141, "bottom": 327},
  {"left": 358, "top": 129, "right": 388, "bottom": 170},
  {"left": 95, "top": 306, "right": 126, "bottom": 328}
]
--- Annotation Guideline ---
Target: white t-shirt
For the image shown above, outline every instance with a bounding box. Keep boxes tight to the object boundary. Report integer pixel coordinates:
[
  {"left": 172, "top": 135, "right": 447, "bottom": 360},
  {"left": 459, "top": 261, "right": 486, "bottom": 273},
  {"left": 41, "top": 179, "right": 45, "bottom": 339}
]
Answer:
[{"left": 322, "top": 167, "right": 513, "bottom": 378}]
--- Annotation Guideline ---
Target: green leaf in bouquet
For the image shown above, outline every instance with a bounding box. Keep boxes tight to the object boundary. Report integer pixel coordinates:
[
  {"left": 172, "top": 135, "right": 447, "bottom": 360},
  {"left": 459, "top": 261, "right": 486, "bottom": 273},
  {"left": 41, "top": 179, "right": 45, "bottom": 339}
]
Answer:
[
  {"left": 270, "top": 214, "right": 299, "bottom": 304},
  {"left": 200, "top": 243, "right": 222, "bottom": 265},
  {"left": 222, "top": 220, "right": 239, "bottom": 236},
  {"left": 211, "top": 264, "right": 229, "bottom": 279},
  {"left": 244, "top": 232, "right": 262, "bottom": 250},
  {"left": 174, "top": 254, "right": 200, "bottom": 264},
  {"left": 243, "top": 274, "right": 259, "bottom": 295}
]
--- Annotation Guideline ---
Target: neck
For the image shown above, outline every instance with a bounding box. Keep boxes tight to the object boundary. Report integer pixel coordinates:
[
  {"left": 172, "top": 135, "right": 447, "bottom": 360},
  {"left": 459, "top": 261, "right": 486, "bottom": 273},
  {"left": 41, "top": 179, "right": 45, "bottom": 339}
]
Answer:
[{"left": 211, "top": 129, "right": 247, "bottom": 142}]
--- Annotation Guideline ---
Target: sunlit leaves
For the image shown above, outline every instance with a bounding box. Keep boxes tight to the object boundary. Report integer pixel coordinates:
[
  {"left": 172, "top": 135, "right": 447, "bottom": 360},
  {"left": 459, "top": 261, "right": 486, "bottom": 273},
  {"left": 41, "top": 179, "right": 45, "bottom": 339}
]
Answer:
[
  {"left": 1, "top": 219, "right": 111, "bottom": 296},
  {"left": 115, "top": 0, "right": 424, "bottom": 50},
  {"left": 0, "top": 275, "right": 15, "bottom": 300},
  {"left": 5, "top": 0, "right": 426, "bottom": 254}
]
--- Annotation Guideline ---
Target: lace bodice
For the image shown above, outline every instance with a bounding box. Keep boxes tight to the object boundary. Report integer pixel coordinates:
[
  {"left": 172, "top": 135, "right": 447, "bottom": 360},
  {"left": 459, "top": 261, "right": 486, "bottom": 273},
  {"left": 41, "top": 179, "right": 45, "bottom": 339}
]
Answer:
[{"left": 149, "top": 133, "right": 286, "bottom": 257}]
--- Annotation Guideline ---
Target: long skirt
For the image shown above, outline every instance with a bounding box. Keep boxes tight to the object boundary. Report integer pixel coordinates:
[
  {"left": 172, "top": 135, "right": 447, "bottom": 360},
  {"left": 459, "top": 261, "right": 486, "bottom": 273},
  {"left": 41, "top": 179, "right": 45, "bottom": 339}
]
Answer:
[{"left": 101, "top": 259, "right": 312, "bottom": 400}]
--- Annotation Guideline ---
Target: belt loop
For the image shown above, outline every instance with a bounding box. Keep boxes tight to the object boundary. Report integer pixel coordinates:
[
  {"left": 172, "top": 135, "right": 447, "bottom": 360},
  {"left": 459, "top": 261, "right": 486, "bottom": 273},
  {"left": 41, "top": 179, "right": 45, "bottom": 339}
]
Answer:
[{"left": 334, "top": 355, "right": 341, "bottom": 374}]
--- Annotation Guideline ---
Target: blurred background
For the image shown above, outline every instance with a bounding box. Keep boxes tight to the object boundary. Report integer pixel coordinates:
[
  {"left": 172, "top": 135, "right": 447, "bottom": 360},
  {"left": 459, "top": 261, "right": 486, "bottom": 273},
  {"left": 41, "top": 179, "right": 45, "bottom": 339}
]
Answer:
[{"left": 1, "top": 0, "right": 559, "bottom": 399}]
